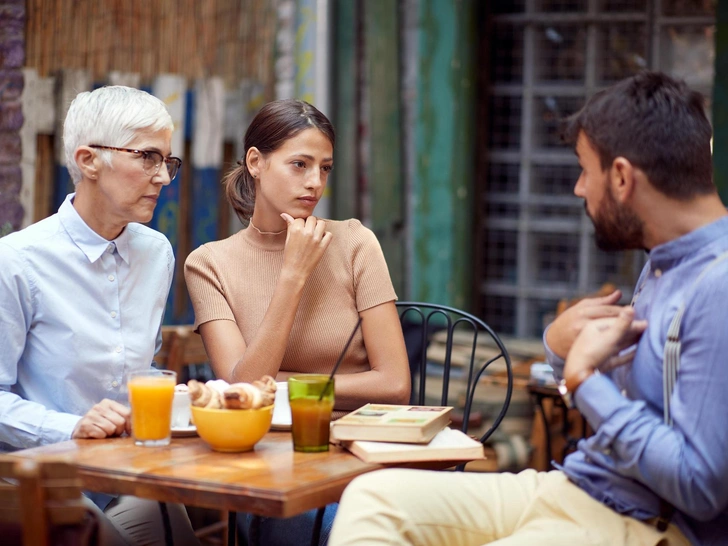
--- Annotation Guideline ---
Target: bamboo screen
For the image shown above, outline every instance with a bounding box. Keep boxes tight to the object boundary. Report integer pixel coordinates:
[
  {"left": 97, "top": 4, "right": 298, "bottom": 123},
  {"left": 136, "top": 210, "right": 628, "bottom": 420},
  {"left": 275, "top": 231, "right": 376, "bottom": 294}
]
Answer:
[{"left": 25, "top": 0, "right": 277, "bottom": 87}]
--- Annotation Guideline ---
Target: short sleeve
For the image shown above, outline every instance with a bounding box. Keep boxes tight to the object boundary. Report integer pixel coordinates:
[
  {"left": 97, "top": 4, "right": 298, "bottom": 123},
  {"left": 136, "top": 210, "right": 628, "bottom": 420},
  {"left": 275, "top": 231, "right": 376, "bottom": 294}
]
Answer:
[
  {"left": 348, "top": 220, "right": 398, "bottom": 312},
  {"left": 184, "top": 245, "right": 236, "bottom": 330}
]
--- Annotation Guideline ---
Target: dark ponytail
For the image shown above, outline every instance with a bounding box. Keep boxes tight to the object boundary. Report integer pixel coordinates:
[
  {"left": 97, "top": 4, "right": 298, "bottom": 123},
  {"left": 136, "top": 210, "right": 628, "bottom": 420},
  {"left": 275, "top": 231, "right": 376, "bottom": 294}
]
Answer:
[{"left": 224, "top": 160, "right": 255, "bottom": 224}]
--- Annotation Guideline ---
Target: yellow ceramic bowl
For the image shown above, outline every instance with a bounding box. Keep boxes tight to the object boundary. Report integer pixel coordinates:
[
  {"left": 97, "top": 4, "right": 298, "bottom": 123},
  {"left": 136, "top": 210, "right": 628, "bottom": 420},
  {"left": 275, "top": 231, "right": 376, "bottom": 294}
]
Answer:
[{"left": 190, "top": 405, "right": 273, "bottom": 452}]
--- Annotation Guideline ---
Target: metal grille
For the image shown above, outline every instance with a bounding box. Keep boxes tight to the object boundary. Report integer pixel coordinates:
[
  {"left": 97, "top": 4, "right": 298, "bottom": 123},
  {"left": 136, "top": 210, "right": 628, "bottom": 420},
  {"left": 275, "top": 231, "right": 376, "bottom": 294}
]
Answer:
[{"left": 480, "top": 0, "right": 715, "bottom": 337}]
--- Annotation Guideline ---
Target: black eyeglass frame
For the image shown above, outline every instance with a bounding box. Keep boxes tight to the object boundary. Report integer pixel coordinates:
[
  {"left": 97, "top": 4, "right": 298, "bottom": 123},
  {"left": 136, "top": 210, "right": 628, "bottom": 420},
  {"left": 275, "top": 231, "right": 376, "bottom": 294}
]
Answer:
[{"left": 89, "top": 145, "right": 182, "bottom": 181}]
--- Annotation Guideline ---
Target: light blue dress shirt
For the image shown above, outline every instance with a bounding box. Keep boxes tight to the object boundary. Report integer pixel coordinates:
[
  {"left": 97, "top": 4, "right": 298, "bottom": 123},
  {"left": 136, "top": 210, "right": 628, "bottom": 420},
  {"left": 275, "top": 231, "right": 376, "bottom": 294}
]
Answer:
[
  {"left": 0, "top": 193, "right": 174, "bottom": 450},
  {"left": 546, "top": 215, "right": 728, "bottom": 545}
]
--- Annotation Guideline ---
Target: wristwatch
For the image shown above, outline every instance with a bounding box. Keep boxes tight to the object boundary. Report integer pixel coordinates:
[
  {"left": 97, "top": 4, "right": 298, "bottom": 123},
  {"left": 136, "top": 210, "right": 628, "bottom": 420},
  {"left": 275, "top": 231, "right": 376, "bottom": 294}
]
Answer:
[
  {"left": 557, "top": 368, "right": 596, "bottom": 409},
  {"left": 557, "top": 379, "right": 575, "bottom": 409}
]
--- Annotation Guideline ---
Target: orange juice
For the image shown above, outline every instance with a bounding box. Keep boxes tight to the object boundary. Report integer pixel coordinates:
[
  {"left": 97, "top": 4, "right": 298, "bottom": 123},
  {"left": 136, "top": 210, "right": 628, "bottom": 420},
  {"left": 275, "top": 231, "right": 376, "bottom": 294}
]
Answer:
[
  {"left": 128, "top": 374, "right": 175, "bottom": 444},
  {"left": 290, "top": 398, "right": 334, "bottom": 452}
]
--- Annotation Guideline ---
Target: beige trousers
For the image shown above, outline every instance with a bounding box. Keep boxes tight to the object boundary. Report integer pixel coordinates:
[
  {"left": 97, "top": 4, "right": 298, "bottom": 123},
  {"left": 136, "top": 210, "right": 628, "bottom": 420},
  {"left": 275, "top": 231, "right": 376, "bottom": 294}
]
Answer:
[
  {"left": 328, "top": 469, "right": 690, "bottom": 546},
  {"left": 83, "top": 495, "right": 200, "bottom": 546}
]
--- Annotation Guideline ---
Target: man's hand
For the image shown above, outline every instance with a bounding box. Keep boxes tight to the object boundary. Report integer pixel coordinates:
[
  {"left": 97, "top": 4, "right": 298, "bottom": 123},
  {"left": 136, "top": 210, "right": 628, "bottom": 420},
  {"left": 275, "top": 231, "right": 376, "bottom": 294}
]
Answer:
[
  {"left": 564, "top": 307, "right": 648, "bottom": 391},
  {"left": 546, "top": 289, "right": 625, "bottom": 359},
  {"left": 72, "top": 399, "right": 130, "bottom": 439}
]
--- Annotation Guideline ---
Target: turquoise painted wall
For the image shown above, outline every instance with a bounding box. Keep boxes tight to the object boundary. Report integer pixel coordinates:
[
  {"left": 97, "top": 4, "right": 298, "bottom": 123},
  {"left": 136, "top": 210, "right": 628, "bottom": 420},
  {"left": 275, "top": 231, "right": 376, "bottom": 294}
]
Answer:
[
  {"left": 715, "top": 0, "right": 728, "bottom": 202},
  {"left": 413, "top": 0, "right": 475, "bottom": 310}
]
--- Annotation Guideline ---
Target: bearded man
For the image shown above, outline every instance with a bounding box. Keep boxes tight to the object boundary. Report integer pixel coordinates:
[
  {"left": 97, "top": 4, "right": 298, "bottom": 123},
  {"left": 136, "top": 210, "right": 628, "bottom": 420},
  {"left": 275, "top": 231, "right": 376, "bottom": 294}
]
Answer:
[{"left": 327, "top": 72, "right": 728, "bottom": 546}]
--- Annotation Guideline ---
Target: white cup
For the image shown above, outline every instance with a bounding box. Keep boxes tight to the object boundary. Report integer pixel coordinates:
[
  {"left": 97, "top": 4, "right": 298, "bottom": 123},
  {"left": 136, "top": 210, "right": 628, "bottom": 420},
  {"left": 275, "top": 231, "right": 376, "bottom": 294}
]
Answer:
[
  {"left": 272, "top": 381, "right": 291, "bottom": 426},
  {"left": 171, "top": 390, "right": 191, "bottom": 428}
]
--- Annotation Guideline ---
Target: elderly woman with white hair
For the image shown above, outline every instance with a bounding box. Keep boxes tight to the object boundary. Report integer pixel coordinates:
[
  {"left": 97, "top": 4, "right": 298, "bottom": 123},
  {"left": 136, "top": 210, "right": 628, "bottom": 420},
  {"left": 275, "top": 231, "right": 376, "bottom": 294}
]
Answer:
[{"left": 0, "top": 86, "right": 199, "bottom": 545}]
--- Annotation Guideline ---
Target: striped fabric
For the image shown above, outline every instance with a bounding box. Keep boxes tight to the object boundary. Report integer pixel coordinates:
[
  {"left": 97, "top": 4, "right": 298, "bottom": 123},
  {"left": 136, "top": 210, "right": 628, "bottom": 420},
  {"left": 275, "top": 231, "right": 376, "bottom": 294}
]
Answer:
[{"left": 661, "top": 250, "right": 728, "bottom": 426}]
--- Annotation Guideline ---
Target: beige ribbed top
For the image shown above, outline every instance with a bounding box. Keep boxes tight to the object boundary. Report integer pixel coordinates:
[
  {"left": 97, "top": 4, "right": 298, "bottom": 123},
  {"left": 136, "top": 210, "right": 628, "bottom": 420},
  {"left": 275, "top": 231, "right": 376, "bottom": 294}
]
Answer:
[{"left": 184, "top": 219, "right": 397, "bottom": 378}]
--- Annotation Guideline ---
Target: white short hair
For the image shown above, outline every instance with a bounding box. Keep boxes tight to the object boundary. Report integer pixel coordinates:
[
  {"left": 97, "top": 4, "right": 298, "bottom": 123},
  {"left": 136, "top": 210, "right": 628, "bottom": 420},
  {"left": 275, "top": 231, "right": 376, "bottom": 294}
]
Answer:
[{"left": 63, "top": 86, "right": 174, "bottom": 184}]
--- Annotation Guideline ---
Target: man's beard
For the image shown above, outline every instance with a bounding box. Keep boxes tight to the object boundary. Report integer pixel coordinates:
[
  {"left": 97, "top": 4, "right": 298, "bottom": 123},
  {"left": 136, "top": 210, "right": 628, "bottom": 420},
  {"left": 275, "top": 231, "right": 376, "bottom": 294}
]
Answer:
[{"left": 588, "top": 188, "right": 644, "bottom": 251}]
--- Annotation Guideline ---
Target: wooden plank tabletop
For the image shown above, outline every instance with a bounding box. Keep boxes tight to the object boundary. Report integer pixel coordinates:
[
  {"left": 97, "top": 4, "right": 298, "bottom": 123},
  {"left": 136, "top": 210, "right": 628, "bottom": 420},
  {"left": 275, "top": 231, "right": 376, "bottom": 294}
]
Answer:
[{"left": 11, "top": 432, "right": 386, "bottom": 518}]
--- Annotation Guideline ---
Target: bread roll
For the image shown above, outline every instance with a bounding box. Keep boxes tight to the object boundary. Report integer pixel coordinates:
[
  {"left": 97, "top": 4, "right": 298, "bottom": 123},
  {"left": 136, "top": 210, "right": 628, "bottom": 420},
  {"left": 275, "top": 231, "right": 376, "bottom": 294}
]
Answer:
[
  {"left": 253, "top": 375, "right": 277, "bottom": 394},
  {"left": 188, "top": 379, "right": 224, "bottom": 409}
]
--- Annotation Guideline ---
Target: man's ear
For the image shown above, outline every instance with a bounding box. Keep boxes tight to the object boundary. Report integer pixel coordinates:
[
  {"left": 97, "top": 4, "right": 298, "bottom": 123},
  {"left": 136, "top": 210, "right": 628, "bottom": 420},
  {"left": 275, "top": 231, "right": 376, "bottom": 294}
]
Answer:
[
  {"left": 610, "top": 157, "right": 635, "bottom": 203},
  {"left": 74, "top": 146, "right": 100, "bottom": 180},
  {"left": 246, "top": 147, "right": 263, "bottom": 179}
]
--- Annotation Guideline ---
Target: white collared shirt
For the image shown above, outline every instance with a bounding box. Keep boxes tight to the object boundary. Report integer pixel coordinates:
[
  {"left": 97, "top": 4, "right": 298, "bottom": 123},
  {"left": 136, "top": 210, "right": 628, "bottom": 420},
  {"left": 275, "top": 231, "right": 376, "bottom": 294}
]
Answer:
[{"left": 0, "top": 193, "right": 174, "bottom": 449}]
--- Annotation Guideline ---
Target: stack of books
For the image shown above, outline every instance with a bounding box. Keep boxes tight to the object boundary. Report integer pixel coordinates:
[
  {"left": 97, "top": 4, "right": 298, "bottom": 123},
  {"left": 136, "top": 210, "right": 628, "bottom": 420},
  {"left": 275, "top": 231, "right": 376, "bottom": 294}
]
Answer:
[{"left": 330, "top": 404, "right": 485, "bottom": 464}]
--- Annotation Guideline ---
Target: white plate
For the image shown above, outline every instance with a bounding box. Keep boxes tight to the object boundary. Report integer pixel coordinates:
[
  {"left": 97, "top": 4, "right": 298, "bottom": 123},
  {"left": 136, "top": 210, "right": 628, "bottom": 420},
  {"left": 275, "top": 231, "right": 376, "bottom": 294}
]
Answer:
[
  {"left": 171, "top": 425, "right": 198, "bottom": 438},
  {"left": 271, "top": 382, "right": 291, "bottom": 431}
]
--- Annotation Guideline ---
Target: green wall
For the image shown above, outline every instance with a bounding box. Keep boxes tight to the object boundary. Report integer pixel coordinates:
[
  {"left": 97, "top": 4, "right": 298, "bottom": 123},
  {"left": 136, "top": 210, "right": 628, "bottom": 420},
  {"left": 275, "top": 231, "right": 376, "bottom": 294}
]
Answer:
[
  {"left": 412, "top": 0, "right": 476, "bottom": 309},
  {"left": 715, "top": 0, "right": 728, "bottom": 202}
]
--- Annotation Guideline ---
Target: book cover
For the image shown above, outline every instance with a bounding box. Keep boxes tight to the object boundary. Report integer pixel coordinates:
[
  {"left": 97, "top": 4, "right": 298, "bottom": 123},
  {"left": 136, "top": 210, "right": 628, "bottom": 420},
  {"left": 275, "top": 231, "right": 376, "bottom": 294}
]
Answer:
[
  {"left": 342, "top": 427, "right": 485, "bottom": 464},
  {"left": 330, "top": 404, "right": 452, "bottom": 444}
]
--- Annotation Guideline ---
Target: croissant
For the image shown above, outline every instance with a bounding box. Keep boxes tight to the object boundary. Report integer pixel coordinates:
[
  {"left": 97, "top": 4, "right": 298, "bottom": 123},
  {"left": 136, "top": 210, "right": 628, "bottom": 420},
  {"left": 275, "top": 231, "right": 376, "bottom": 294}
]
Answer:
[
  {"left": 223, "top": 382, "right": 263, "bottom": 409},
  {"left": 252, "top": 375, "right": 277, "bottom": 395},
  {"left": 188, "top": 379, "right": 224, "bottom": 409}
]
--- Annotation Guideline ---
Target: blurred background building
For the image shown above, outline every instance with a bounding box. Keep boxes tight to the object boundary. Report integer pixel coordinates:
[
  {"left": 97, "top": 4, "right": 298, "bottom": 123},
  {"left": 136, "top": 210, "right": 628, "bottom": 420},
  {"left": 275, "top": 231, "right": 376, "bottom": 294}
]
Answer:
[{"left": 0, "top": 0, "right": 723, "bottom": 338}]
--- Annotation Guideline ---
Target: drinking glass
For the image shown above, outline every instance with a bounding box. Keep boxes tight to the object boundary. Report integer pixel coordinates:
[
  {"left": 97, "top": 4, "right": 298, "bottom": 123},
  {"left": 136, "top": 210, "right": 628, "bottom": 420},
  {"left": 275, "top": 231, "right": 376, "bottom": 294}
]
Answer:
[
  {"left": 127, "top": 369, "right": 176, "bottom": 446},
  {"left": 288, "top": 374, "right": 334, "bottom": 452}
]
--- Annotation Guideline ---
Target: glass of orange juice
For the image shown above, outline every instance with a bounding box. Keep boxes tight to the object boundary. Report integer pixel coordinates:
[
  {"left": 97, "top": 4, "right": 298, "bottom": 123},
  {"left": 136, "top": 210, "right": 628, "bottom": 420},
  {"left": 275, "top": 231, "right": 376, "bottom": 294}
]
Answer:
[
  {"left": 127, "top": 369, "right": 176, "bottom": 446},
  {"left": 288, "top": 374, "right": 334, "bottom": 452}
]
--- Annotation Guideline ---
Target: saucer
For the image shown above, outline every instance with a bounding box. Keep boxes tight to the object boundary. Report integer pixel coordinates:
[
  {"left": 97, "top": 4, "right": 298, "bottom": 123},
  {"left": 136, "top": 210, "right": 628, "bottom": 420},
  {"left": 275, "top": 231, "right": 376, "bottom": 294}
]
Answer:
[{"left": 171, "top": 425, "right": 198, "bottom": 438}]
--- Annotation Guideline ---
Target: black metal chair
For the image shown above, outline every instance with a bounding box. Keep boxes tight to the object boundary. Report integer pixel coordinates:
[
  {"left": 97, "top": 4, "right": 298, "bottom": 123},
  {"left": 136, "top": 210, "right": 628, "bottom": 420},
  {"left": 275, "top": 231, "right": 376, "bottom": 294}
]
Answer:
[
  {"left": 307, "top": 302, "right": 514, "bottom": 546},
  {"left": 396, "top": 301, "right": 513, "bottom": 447}
]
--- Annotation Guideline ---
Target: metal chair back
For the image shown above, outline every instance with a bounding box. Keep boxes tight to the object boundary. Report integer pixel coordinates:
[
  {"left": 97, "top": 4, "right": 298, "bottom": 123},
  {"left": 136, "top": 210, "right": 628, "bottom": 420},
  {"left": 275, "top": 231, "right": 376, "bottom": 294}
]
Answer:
[{"left": 396, "top": 301, "right": 513, "bottom": 445}]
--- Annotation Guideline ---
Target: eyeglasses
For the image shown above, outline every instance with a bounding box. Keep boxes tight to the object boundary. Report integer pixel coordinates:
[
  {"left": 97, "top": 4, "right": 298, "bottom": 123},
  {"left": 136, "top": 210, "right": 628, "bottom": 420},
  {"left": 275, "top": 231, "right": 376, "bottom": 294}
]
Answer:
[{"left": 89, "top": 145, "right": 182, "bottom": 181}]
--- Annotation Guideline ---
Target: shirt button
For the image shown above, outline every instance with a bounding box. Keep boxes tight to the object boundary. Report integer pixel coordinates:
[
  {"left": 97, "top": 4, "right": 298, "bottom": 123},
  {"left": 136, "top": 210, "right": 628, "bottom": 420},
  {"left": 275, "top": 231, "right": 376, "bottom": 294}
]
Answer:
[
  {"left": 111, "top": 381, "right": 119, "bottom": 388},
  {"left": 107, "top": 244, "right": 114, "bottom": 253},
  {"left": 108, "top": 275, "right": 115, "bottom": 282},
  {"left": 654, "top": 269, "right": 662, "bottom": 278},
  {"left": 603, "top": 448, "right": 612, "bottom": 456},
  {"left": 110, "top": 311, "right": 117, "bottom": 318},
  {"left": 115, "top": 346, "right": 122, "bottom": 353},
  {"left": 621, "top": 389, "right": 627, "bottom": 397}
]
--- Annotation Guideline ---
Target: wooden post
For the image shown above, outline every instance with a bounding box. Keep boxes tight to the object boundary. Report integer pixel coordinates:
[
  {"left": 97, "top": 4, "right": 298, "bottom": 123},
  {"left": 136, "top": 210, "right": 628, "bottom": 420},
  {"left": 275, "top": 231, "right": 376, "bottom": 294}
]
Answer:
[
  {"left": 365, "top": 0, "right": 405, "bottom": 297},
  {"left": 190, "top": 76, "right": 224, "bottom": 252},
  {"left": 151, "top": 74, "right": 187, "bottom": 324},
  {"left": 412, "top": 0, "right": 476, "bottom": 310},
  {"left": 714, "top": 0, "right": 728, "bottom": 203},
  {"left": 331, "top": 0, "right": 359, "bottom": 221},
  {"left": 20, "top": 69, "right": 55, "bottom": 227},
  {"left": 53, "top": 69, "right": 90, "bottom": 212}
]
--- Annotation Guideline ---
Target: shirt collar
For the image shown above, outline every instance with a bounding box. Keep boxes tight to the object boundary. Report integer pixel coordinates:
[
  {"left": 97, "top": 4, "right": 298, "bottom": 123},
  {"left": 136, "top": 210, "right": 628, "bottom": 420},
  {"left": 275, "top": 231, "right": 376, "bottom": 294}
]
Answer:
[
  {"left": 648, "top": 214, "right": 728, "bottom": 271},
  {"left": 58, "top": 193, "right": 131, "bottom": 264}
]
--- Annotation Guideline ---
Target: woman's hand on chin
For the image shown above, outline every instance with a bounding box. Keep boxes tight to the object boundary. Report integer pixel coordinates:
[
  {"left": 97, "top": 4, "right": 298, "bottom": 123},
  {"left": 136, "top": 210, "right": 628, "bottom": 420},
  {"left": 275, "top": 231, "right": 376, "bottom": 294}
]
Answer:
[{"left": 280, "top": 213, "right": 333, "bottom": 280}]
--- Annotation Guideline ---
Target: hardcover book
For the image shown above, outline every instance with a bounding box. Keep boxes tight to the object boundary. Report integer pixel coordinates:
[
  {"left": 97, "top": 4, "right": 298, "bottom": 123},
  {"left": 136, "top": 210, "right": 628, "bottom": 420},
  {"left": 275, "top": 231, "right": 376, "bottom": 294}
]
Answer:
[
  {"left": 330, "top": 404, "right": 452, "bottom": 444},
  {"left": 341, "top": 427, "right": 485, "bottom": 464}
]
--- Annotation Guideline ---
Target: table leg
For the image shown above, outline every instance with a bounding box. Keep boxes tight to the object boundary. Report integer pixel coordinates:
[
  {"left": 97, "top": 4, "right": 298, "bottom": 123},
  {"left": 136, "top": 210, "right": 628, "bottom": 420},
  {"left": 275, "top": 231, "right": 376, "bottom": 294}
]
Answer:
[
  {"left": 228, "top": 511, "right": 237, "bottom": 546},
  {"left": 531, "top": 393, "right": 553, "bottom": 471},
  {"left": 310, "top": 507, "right": 325, "bottom": 546},
  {"left": 158, "top": 502, "right": 174, "bottom": 546},
  {"left": 559, "top": 400, "right": 588, "bottom": 462}
]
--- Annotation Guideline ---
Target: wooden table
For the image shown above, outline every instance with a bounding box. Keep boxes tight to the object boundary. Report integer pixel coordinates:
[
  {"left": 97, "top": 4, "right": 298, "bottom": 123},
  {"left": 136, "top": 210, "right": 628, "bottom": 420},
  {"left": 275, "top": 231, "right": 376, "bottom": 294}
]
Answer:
[
  {"left": 11, "top": 431, "right": 458, "bottom": 545},
  {"left": 12, "top": 432, "right": 390, "bottom": 517},
  {"left": 528, "top": 382, "right": 590, "bottom": 470}
]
